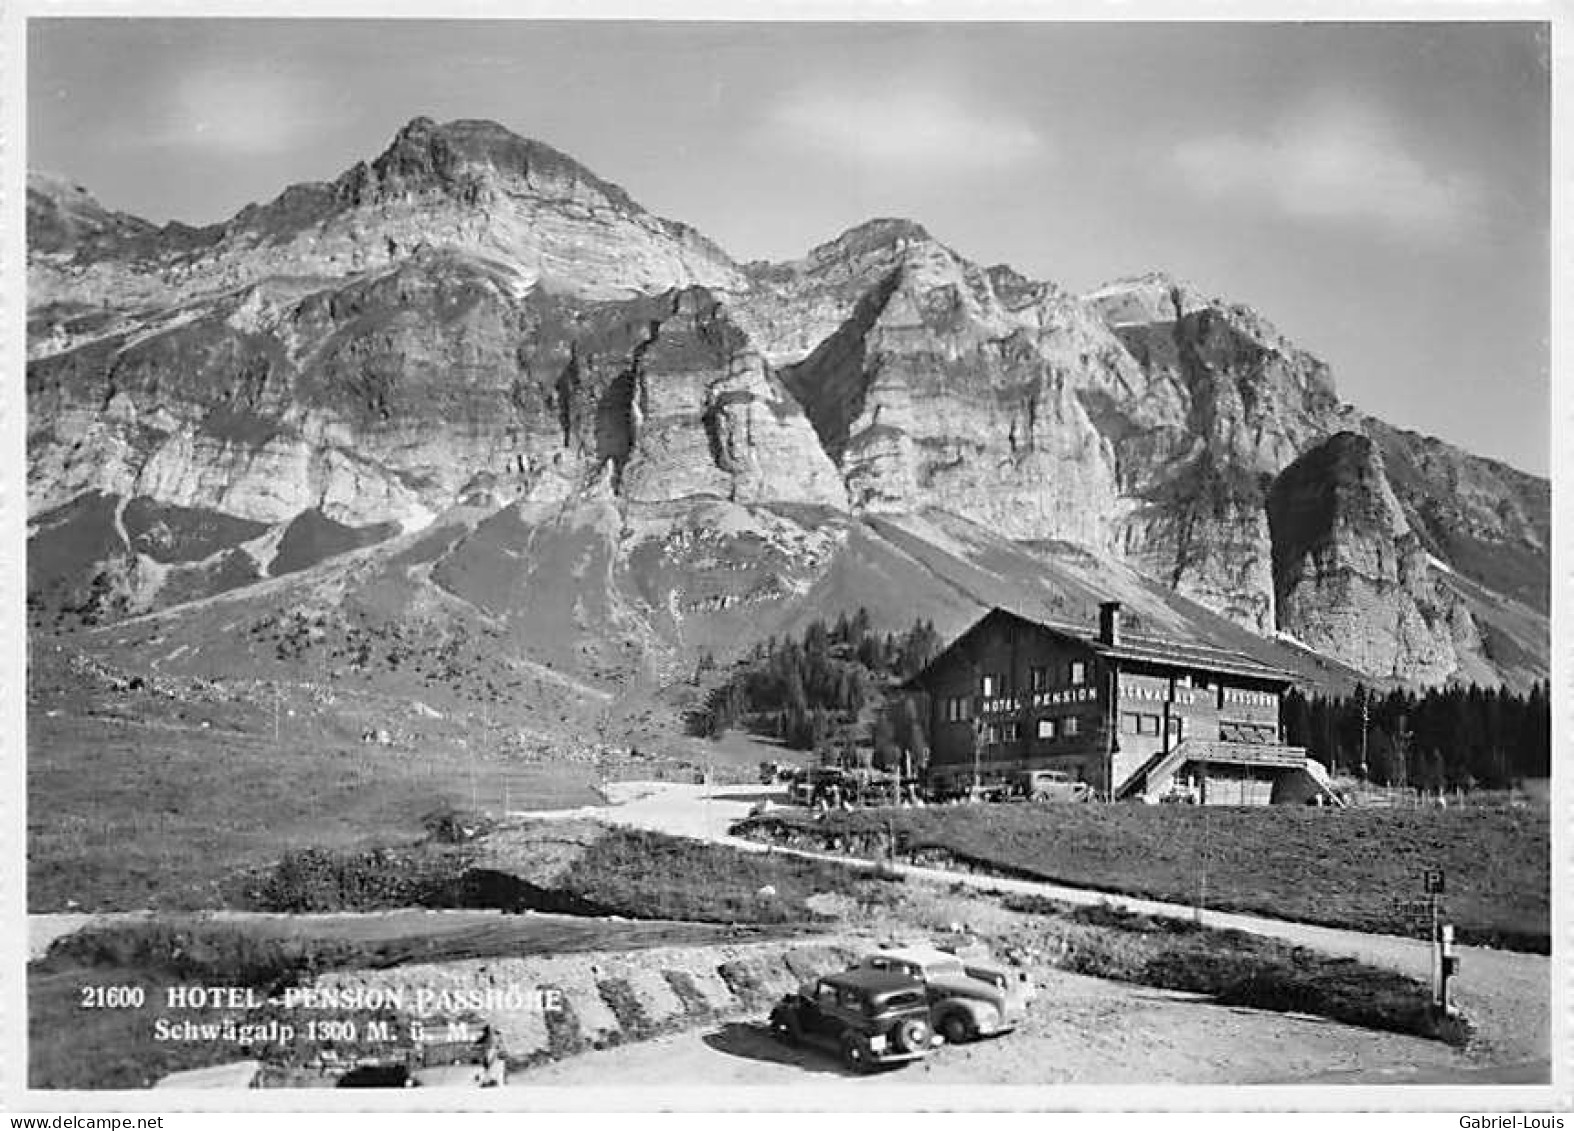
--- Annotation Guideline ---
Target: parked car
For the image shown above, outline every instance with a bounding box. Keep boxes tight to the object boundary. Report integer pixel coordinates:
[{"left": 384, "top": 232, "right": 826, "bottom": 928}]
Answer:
[
  {"left": 858, "top": 944, "right": 1033, "bottom": 1044},
  {"left": 1011, "top": 769, "right": 1094, "bottom": 803},
  {"left": 767, "top": 968, "right": 940, "bottom": 1072}
]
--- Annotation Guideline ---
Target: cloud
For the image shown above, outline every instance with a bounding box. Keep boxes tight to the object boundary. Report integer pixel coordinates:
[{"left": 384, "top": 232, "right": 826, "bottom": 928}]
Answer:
[
  {"left": 144, "top": 64, "right": 336, "bottom": 155},
  {"left": 1171, "top": 97, "right": 1480, "bottom": 242},
  {"left": 761, "top": 84, "right": 1046, "bottom": 171}
]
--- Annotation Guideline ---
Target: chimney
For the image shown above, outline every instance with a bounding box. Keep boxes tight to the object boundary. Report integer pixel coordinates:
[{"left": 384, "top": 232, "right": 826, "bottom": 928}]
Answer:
[{"left": 1098, "top": 601, "right": 1122, "bottom": 646}]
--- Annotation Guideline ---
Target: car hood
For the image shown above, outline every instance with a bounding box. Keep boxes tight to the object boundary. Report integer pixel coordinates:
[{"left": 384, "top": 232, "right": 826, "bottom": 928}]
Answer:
[{"left": 929, "top": 973, "right": 1022, "bottom": 1009}]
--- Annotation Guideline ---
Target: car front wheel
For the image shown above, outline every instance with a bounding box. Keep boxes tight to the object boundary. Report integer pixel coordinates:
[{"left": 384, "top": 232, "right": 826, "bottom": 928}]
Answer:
[
  {"left": 839, "top": 1033, "right": 871, "bottom": 1072},
  {"left": 893, "top": 1017, "right": 932, "bottom": 1054},
  {"left": 770, "top": 1010, "right": 799, "bottom": 1045},
  {"left": 939, "top": 1011, "right": 975, "bottom": 1044}
]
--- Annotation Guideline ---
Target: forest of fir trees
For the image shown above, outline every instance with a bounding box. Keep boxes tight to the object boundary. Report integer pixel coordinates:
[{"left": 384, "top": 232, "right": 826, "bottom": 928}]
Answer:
[
  {"left": 1281, "top": 680, "right": 1550, "bottom": 791},
  {"left": 691, "top": 608, "right": 939, "bottom": 769}
]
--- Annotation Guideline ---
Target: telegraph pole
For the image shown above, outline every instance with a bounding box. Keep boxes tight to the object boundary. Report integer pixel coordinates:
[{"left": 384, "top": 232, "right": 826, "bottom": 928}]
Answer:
[
  {"left": 1359, "top": 686, "right": 1370, "bottom": 780},
  {"left": 1195, "top": 758, "right": 1210, "bottom": 923},
  {"left": 970, "top": 661, "right": 984, "bottom": 797},
  {"left": 971, "top": 713, "right": 985, "bottom": 796},
  {"left": 1104, "top": 663, "right": 1117, "bottom": 801}
]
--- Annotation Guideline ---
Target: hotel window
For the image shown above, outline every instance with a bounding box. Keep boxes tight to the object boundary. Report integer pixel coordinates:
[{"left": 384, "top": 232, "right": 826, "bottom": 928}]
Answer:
[
  {"left": 1122, "top": 712, "right": 1142, "bottom": 734},
  {"left": 1002, "top": 722, "right": 1020, "bottom": 743},
  {"left": 1069, "top": 660, "right": 1087, "bottom": 686},
  {"left": 1037, "top": 718, "right": 1057, "bottom": 740},
  {"left": 1138, "top": 714, "right": 1161, "bottom": 736},
  {"left": 981, "top": 673, "right": 999, "bottom": 697},
  {"left": 1167, "top": 716, "right": 1185, "bottom": 738},
  {"left": 1063, "top": 716, "right": 1081, "bottom": 737},
  {"left": 1030, "top": 666, "right": 1048, "bottom": 691}
]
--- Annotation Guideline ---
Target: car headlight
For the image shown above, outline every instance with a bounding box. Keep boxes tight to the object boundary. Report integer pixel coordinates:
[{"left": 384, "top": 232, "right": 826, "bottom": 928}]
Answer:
[{"left": 867, "top": 1034, "right": 887, "bottom": 1051}]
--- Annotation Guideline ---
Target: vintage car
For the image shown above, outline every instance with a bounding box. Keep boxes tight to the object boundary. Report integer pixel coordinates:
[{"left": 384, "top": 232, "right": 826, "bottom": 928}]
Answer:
[
  {"left": 767, "top": 968, "right": 940, "bottom": 1072},
  {"left": 1011, "top": 769, "right": 1095, "bottom": 803},
  {"left": 858, "top": 944, "right": 1033, "bottom": 1044}
]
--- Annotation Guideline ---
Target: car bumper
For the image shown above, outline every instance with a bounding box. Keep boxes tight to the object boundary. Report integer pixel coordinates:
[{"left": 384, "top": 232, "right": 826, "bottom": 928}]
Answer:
[
  {"left": 869, "top": 1033, "right": 944, "bottom": 1063},
  {"left": 978, "top": 1017, "right": 1019, "bottom": 1036}
]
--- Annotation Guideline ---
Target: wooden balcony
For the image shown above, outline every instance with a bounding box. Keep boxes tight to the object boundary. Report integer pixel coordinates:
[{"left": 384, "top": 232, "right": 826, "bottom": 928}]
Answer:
[
  {"left": 1183, "top": 739, "right": 1307, "bottom": 769},
  {"left": 1115, "top": 738, "right": 1308, "bottom": 800}
]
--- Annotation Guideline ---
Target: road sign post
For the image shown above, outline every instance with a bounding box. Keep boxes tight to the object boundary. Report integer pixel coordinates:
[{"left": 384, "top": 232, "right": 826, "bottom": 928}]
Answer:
[
  {"left": 1423, "top": 868, "right": 1446, "bottom": 1009},
  {"left": 1440, "top": 924, "right": 1460, "bottom": 1016}
]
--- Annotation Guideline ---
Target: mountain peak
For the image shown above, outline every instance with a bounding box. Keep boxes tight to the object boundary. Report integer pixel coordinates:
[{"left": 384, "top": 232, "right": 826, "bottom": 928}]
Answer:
[
  {"left": 1083, "top": 271, "right": 1209, "bottom": 325},
  {"left": 338, "top": 116, "right": 641, "bottom": 214},
  {"left": 807, "top": 217, "right": 935, "bottom": 263}
]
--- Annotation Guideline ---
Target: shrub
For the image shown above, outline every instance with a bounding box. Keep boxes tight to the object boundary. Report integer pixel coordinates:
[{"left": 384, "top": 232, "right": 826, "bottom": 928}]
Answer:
[
  {"left": 422, "top": 803, "right": 497, "bottom": 845},
  {"left": 39, "top": 922, "right": 361, "bottom": 990},
  {"left": 239, "top": 846, "right": 471, "bottom": 912}
]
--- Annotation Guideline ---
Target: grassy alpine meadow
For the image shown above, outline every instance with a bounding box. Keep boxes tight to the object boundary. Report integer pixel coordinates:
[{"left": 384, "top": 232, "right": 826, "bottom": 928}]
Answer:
[
  {"left": 738, "top": 802, "right": 1549, "bottom": 951},
  {"left": 27, "top": 711, "right": 604, "bottom": 912}
]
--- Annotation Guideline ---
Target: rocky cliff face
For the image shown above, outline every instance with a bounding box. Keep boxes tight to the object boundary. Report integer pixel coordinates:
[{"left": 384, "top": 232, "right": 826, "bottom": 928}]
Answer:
[
  {"left": 755, "top": 221, "right": 1137, "bottom": 551},
  {"left": 1361, "top": 416, "right": 1550, "bottom": 613},
  {"left": 1267, "top": 431, "right": 1478, "bottom": 683},
  {"left": 1079, "top": 273, "right": 1349, "bottom": 634},
  {"left": 27, "top": 238, "right": 842, "bottom": 620},
  {"left": 25, "top": 118, "right": 1547, "bottom": 688}
]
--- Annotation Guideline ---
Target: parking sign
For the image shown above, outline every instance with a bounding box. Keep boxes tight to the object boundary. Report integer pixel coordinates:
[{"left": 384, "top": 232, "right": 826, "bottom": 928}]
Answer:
[{"left": 1423, "top": 868, "right": 1445, "bottom": 895}]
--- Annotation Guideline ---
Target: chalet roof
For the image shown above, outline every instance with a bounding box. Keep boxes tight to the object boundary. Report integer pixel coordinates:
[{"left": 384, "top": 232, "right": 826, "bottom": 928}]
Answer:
[
  {"left": 907, "top": 606, "right": 1296, "bottom": 687},
  {"left": 1088, "top": 636, "right": 1296, "bottom": 684}
]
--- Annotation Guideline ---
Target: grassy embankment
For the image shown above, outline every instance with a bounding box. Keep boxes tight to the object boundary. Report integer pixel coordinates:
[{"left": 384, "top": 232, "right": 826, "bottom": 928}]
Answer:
[
  {"left": 736, "top": 803, "right": 1549, "bottom": 952},
  {"left": 1017, "top": 898, "right": 1470, "bottom": 1048},
  {"left": 233, "top": 821, "right": 905, "bottom": 923}
]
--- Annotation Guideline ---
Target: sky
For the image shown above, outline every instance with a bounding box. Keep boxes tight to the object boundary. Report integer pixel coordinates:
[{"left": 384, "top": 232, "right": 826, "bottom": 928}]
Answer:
[{"left": 26, "top": 19, "right": 1551, "bottom": 475}]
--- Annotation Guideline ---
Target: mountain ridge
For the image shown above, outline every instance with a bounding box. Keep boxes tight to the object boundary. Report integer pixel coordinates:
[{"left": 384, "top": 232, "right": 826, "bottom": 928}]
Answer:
[{"left": 24, "top": 115, "right": 1547, "bottom": 690}]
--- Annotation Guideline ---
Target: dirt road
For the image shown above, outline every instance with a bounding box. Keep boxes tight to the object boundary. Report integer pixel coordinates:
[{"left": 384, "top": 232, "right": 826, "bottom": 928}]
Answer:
[
  {"left": 531, "top": 782, "right": 1551, "bottom": 1072},
  {"left": 510, "top": 967, "right": 1468, "bottom": 1088}
]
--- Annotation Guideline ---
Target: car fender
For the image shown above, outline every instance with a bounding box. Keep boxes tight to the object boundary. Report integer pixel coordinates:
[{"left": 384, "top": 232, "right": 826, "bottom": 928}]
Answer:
[
  {"left": 937, "top": 996, "right": 997, "bottom": 1029},
  {"left": 930, "top": 974, "right": 1009, "bottom": 1015}
]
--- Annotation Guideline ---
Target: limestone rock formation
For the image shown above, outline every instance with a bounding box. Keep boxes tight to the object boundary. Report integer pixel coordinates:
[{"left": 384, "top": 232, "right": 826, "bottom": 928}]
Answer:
[
  {"left": 1267, "top": 431, "right": 1473, "bottom": 683},
  {"left": 1078, "top": 272, "right": 1350, "bottom": 633},
  {"left": 758, "top": 220, "right": 1136, "bottom": 549},
  {"left": 27, "top": 117, "right": 744, "bottom": 331},
  {"left": 1361, "top": 416, "right": 1550, "bottom": 613},
  {"left": 27, "top": 243, "right": 842, "bottom": 619}
]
